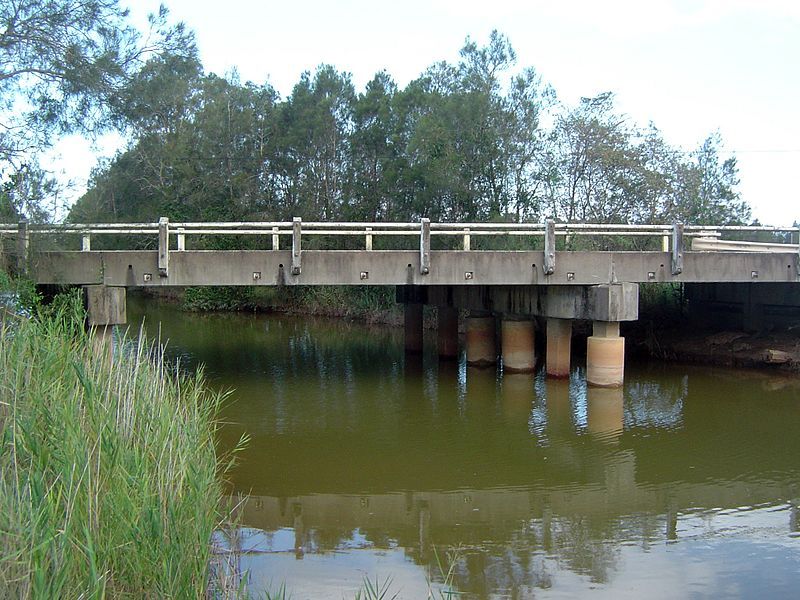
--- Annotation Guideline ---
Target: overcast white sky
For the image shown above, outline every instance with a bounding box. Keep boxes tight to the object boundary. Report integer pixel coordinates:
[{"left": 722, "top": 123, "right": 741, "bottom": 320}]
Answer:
[{"left": 48, "top": 0, "right": 800, "bottom": 224}]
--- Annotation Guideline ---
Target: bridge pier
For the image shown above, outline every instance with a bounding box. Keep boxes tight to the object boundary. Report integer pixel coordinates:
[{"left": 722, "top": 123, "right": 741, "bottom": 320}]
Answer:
[
  {"left": 501, "top": 318, "right": 536, "bottom": 373},
  {"left": 404, "top": 302, "right": 424, "bottom": 354},
  {"left": 85, "top": 285, "right": 126, "bottom": 360},
  {"left": 437, "top": 306, "right": 459, "bottom": 360},
  {"left": 587, "top": 321, "right": 625, "bottom": 387},
  {"left": 546, "top": 318, "right": 572, "bottom": 378},
  {"left": 465, "top": 314, "right": 496, "bottom": 367}
]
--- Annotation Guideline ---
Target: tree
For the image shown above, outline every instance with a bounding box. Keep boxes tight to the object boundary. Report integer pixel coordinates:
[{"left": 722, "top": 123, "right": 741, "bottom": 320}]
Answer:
[
  {"left": 1, "top": 0, "right": 194, "bottom": 160},
  {"left": 0, "top": 163, "right": 58, "bottom": 222},
  {"left": 1, "top": 0, "right": 194, "bottom": 221},
  {"left": 70, "top": 31, "right": 751, "bottom": 233},
  {"left": 398, "top": 31, "right": 551, "bottom": 222},
  {"left": 675, "top": 133, "right": 749, "bottom": 225},
  {"left": 347, "top": 71, "right": 399, "bottom": 221},
  {"left": 269, "top": 66, "right": 355, "bottom": 220}
]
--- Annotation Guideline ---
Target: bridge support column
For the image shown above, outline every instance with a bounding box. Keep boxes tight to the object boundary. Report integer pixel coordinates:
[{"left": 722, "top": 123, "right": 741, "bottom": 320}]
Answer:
[
  {"left": 85, "top": 285, "right": 126, "bottom": 360},
  {"left": 404, "top": 302, "right": 424, "bottom": 354},
  {"left": 437, "top": 306, "right": 459, "bottom": 360},
  {"left": 501, "top": 318, "right": 536, "bottom": 373},
  {"left": 466, "top": 314, "right": 496, "bottom": 367},
  {"left": 587, "top": 321, "right": 625, "bottom": 387},
  {"left": 546, "top": 318, "right": 571, "bottom": 378}
]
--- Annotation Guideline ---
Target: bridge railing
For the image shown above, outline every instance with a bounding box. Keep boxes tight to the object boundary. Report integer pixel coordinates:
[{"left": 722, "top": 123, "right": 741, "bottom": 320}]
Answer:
[
  {"left": 2, "top": 219, "right": 799, "bottom": 277},
  {"left": 6, "top": 219, "right": 798, "bottom": 242}
]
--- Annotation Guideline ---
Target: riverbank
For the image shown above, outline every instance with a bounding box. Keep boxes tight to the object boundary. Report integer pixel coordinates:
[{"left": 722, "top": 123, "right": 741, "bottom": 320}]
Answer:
[
  {"left": 627, "top": 320, "right": 800, "bottom": 372},
  {"left": 0, "top": 287, "right": 231, "bottom": 597}
]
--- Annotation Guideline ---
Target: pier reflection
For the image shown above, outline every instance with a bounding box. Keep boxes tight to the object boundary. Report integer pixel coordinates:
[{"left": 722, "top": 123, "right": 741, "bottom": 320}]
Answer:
[{"left": 218, "top": 355, "right": 799, "bottom": 593}]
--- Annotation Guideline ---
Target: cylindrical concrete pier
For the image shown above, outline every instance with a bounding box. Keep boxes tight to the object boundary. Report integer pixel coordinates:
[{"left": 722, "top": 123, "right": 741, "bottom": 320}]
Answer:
[
  {"left": 466, "top": 315, "right": 496, "bottom": 367},
  {"left": 501, "top": 319, "right": 536, "bottom": 373},
  {"left": 546, "top": 318, "right": 571, "bottom": 378},
  {"left": 438, "top": 306, "right": 459, "bottom": 359},
  {"left": 587, "top": 321, "right": 625, "bottom": 387},
  {"left": 404, "top": 303, "right": 424, "bottom": 354}
]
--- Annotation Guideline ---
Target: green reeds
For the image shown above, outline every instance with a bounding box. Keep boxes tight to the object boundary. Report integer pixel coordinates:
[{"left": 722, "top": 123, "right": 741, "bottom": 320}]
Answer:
[{"left": 0, "top": 293, "right": 227, "bottom": 598}]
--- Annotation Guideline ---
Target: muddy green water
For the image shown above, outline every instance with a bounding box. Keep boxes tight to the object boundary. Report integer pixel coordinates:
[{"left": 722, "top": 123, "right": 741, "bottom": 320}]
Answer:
[{"left": 129, "top": 297, "right": 800, "bottom": 599}]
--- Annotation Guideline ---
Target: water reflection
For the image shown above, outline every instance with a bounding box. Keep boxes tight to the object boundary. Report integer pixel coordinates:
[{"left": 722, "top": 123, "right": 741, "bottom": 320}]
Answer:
[{"left": 129, "top": 297, "right": 800, "bottom": 598}]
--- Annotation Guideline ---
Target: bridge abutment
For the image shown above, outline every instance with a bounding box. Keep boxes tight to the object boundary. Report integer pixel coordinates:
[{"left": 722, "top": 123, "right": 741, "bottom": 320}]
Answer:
[{"left": 85, "top": 285, "right": 126, "bottom": 360}]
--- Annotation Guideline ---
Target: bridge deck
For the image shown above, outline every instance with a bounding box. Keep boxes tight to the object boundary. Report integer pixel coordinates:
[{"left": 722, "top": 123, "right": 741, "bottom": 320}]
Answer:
[{"left": 3, "top": 219, "right": 798, "bottom": 287}]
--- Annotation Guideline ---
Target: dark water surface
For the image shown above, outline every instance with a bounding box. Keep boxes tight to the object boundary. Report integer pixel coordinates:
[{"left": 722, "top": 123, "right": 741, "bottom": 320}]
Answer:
[{"left": 129, "top": 297, "right": 800, "bottom": 599}]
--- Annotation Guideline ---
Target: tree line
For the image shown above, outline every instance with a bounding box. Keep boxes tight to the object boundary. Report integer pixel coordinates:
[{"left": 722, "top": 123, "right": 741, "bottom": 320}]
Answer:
[{"left": 0, "top": 3, "right": 751, "bottom": 227}]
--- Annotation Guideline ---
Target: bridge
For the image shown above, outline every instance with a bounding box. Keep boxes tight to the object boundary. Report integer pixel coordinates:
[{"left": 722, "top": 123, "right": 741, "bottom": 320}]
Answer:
[{"left": 2, "top": 218, "right": 799, "bottom": 386}]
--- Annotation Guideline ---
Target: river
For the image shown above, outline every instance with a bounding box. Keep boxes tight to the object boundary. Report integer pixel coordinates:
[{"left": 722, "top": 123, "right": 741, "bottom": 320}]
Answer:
[{"left": 129, "top": 296, "right": 800, "bottom": 599}]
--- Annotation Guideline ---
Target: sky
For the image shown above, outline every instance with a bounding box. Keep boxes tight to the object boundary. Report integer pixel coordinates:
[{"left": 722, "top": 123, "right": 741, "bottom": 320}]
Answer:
[{"left": 47, "top": 0, "right": 800, "bottom": 225}]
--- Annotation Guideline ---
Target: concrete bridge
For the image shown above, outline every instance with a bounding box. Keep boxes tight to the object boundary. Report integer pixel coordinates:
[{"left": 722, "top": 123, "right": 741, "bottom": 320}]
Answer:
[{"left": 2, "top": 218, "right": 799, "bottom": 386}]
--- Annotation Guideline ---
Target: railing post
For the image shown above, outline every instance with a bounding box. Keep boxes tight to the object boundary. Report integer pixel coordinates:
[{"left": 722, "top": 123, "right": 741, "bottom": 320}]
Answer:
[
  {"left": 81, "top": 232, "right": 91, "bottom": 252},
  {"left": 661, "top": 232, "right": 669, "bottom": 252},
  {"left": 272, "top": 226, "right": 279, "bottom": 250},
  {"left": 463, "top": 227, "right": 471, "bottom": 251},
  {"left": 671, "top": 222, "right": 684, "bottom": 276},
  {"left": 158, "top": 217, "right": 169, "bottom": 278},
  {"left": 291, "top": 217, "right": 302, "bottom": 276},
  {"left": 420, "top": 218, "right": 430, "bottom": 275},
  {"left": 16, "top": 219, "right": 28, "bottom": 276},
  {"left": 177, "top": 228, "right": 185, "bottom": 251},
  {"left": 365, "top": 227, "right": 373, "bottom": 251},
  {"left": 543, "top": 219, "right": 555, "bottom": 275}
]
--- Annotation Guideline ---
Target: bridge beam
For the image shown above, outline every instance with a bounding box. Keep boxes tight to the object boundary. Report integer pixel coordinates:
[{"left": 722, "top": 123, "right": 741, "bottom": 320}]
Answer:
[
  {"left": 30, "top": 250, "right": 799, "bottom": 287},
  {"left": 427, "top": 283, "right": 639, "bottom": 322}
]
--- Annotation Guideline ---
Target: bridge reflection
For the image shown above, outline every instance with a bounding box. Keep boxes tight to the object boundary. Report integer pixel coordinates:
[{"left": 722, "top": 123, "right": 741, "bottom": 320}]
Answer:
[{"left": 222, "top": 367, "right": 799, "bottom": 588}]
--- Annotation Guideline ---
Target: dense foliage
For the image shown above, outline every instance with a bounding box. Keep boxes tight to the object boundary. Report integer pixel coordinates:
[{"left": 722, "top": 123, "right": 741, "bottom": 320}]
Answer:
[{"left": 71, "top": 31, "right": 751, "bottom": 227}]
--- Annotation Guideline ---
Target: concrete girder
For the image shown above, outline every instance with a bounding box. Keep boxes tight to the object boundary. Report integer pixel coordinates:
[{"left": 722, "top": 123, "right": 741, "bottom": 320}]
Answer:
[
  {"left": 29, "top": 250, "right": 800, "bottom": 287},
  {"left": 427, "top": 284, "right": 639, "bottom": 322}
]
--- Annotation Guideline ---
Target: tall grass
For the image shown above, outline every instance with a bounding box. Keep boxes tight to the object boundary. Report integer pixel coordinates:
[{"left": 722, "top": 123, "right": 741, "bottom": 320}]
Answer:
[{"left": 0, "top": 291, "right": 229, "bottom": 598}]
